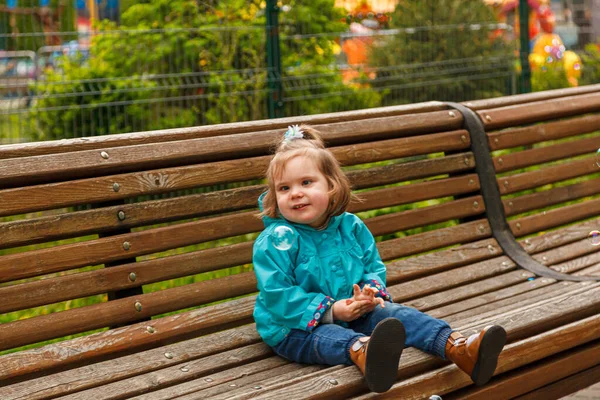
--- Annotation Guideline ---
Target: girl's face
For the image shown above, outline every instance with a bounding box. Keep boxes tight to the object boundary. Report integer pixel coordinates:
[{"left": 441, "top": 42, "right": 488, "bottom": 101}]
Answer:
[{"left": 274, "top": 155, "right": 331, "bottom": 228}]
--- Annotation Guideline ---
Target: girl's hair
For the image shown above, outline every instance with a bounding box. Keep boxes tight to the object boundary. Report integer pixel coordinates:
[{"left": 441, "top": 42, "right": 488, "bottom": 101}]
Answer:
[{"left": 260, "top": 124, "right": 354, "bottom": 227}]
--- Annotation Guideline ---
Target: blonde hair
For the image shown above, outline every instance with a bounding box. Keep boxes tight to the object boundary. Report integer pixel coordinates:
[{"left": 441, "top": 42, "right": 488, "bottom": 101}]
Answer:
[{"left": 260, "top": 124, "right": 353, "bottom": 228}]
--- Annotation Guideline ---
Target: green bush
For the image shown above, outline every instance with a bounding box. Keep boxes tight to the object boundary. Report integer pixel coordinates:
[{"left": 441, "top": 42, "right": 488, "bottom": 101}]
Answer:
[
  {"left": 530, "top": 58, "right": 570, "bottom": 92},
  {"left": 28, "top": 0, "right": 383, "bottom": 140},
  {"left": 368, "top": 0, "right": 513, "bottom": 104},
  {"left": 579, "top": 43, "right": 600, "bottom": 86}
]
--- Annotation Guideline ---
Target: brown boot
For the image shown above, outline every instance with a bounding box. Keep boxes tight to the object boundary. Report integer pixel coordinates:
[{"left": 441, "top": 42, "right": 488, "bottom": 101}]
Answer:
[
  {"left": 349, "top": 318, "right": 405, "bottom": 393},
  {"left": 445, "top": 325, "right": 506, "bottom": 386}
]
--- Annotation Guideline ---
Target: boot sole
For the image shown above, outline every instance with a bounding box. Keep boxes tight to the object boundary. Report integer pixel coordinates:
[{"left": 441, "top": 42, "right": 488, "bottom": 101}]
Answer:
[
  {"left": 364, "top": 318, "right": 406, "bottom": 393},
  {"left": 471, "top": 325, "right": 507, "bottom": 386}
]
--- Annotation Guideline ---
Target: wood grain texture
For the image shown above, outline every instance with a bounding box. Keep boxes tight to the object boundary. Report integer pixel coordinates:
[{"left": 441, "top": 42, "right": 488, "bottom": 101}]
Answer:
[
  {"left": 0, "top": 242, "right": 254, "bottom": 314},
  {"left": 0, "top": 185, "right": 264, "bottom": 249},
  {"left": 513, "top": 364, "right": 600, "bottom": 400},
  {"left": 0, "top": 324, "right": 262, "bottom": 399},
  {"left": 464, "top": 84, "right": 600, "bottom": 111},
  {"left": 493, "top": 135, "right": 600, "bottom": 173},
  {"left": 487, "top": 114, "right": 600, "bottom": 150},
  {"left": 230, "top": 296, "right": 600, "bottom": 399},
  {"left": 0, "top": 112, "right": 462, "bottom": 187},
  {"left": 444, "top": 341, "right": 600, "bottom": 400},
  {"left": 0, "top": 102, "right": 448, "bottom": 158},
  {"left": 0, "top": 273, "right": 258, "bottom": 351},
  {"left": 500, "top": 156, "right": 597, "bottom": 195},
  {"left": 0, "top": 155, "right": 272, "bottom": 217},
  {"left": 0, "top": 154, "right": 476, "bottom": 250},
  {"left": 58, "top": 343, "right": 273, "bottom": 400},
  {"left": 129, "top": 358, "right": 303, "bottom": 400},
  {"left": 0, "top": 297, "right": 257, "bottom": 382},
  {"left": 477, "top": 92, "right": 600, "bottom": 130},
  {"left": 504, "top": 178, "right": 600, "bottom": 217}
]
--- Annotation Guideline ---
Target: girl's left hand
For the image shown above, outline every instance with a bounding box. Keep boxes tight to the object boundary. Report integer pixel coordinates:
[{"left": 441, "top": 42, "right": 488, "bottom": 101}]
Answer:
[{"left": 352, "top": 284, "right": 385, "bottom": 311}]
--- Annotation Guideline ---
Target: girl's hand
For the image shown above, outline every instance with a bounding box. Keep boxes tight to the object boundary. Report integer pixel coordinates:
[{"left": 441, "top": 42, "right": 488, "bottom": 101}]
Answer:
[
  {"left": 332, "top": 298, "right": 374, "bottom": 322},
  {"left": 352, "top": 284, "right": 385, "bottom": 310}
]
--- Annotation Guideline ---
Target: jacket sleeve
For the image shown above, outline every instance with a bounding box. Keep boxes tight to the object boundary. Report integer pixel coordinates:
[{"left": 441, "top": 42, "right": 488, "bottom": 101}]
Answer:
[
  {"left": 354, "top": 218, "right": 393, "bottom": 302},
  {"left": 253, "top": 233, "right": 335, "bottom": 331}
]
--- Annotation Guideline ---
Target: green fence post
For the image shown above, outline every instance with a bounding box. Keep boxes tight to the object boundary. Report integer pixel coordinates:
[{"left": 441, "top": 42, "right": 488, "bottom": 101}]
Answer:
[
  {"left": 519, "top": 0, "right": 531, "bottom": 93},
  {"left": 266, "top": 0, "right": 284, "bottom": 119}
]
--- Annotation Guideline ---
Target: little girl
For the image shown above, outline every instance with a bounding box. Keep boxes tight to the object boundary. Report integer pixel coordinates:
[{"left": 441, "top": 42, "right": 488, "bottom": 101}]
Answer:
[{"left": 252, "top": 124, "right": 507, "bottom": 393}]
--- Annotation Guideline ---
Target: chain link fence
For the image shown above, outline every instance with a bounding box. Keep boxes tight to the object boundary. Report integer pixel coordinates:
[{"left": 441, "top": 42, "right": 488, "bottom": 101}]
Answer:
[{"left": 0, "top": 0, "right": 595, "bottom": 143}]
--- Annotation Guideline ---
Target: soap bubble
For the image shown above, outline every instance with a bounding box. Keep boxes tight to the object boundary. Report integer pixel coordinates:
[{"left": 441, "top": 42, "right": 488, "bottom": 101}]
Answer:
[
  {"left": 271, "top": 225, "right": 295, "bottom": 251},
  {"left": 588, "top": 231, "right": 600, "bottom": 246},
  {"left": 429, "top": 396, "right": 443, "bottom": 400},
  {"left": 596, "top": 148, "right": 600, "bottom": 167}
]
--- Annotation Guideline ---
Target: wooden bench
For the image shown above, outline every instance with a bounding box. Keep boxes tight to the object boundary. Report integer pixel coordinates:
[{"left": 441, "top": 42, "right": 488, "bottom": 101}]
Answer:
[{"left": 0, "top": 85, "right": 599, "bottom": 399}]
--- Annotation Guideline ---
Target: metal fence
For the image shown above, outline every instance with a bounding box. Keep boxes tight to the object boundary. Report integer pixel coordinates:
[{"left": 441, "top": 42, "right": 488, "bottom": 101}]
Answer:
[{"left": 0, "top": 0, "right": 592, "bottom": 143}]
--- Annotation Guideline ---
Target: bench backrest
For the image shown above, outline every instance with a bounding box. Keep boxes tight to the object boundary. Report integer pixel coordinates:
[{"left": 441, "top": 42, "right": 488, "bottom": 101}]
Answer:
[
  {"left": 0, "top": 101, "right": 480, "bottom": 352},
  {"left": 469, "top": 88, "right": 600, "bottom": 269}
]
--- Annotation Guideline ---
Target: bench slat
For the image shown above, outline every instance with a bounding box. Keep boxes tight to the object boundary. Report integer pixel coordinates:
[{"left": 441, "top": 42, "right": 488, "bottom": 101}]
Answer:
[
  {"left": 348, "top": 152, "right": 475, "bottom": 190},
  {"left": 0, "top": 212, "right": 263, "bottom": 283},
  {"left": 504, "top": 178, "right": 600, "bottom": 217},
  {"left": 0, "top": 273, "right": 257, "bottom": 352},
  {"left": 0, "top": 102, "right": 447, "bottom": 159},
  {"left": 465, "top": 84, "right": 600, "bottom": 111},
  {"left": 493, "top": 135, "right": 600, "bottom": 173},
  {"left": 0, "top": 131, "right": 469, "bottom": 217},
  {"left": 446, "top": 340, "right": 600, "bottom": 400},
  {"left": 333, "top": 130, "right": 470, "bottom": 166},
  {"left": 510, "top": 199, "right": 600, "bottom": 237},
  {"left": 132, "top": 359, "right": 305, "bottom": 400},
  {"left": 378, "top": 219, "right": 491, "bottom": 261},
  {"left": 0, "top": 242, "right": 253, "bottom": 314},
  {"left": 512, "top": 363, "right": 600, "bottom": 400},
  {"left": 352, "top": 174, "right": 479, "bottom": 213},
  {"left": 488, "top": 114, "right": 600, "bottom": 150},
  {"left": 478, "top": 92, "right": 600, "bottom": 130},
  {"left": 0, "top": 156, "right": 271, "bottom": 217},
  {"left": 405, "top": 269, "right": 537, "bottom": 313},
  {"left": 58, "top": 343, "right": 274, "bottom": 400},
  {"left": 1, "top": 153, "right": 475, "bottom": 250},
  {"left": 182, "top": 364, "right": 326, "bottom": 400},
  {"left": 1, "top": 185, "right": 480, "bottom": 283},
  {"left": 0, "top": 113, "right": 461, "bottom": 187},
  {"left": 366, "top": 195, "right": 485, "bottom": 237},
  {"left": 387, "top": 237, "right": 499, "bottom": 283},
  {"left": 0, "top": 324, "right": 262, "bottom": 397},
  {"left": 501, "top": 156, "right": 597, "bottom": 194},
  {"left": 0, "top": 186, "right": 263, "bottom": 250}
]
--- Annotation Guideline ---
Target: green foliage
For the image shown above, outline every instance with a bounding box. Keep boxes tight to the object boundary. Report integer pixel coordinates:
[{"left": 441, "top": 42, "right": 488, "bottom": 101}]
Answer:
[
  {"left": 28, "top": 0, "right": 381, "bottom": 139},
  {"left": 278, "top": 0, "right": 383, "bottom": 115},
  {"left": 368, "top": 0, "right": 512, "bottom": 104},
  {"left": 530, "top": 58, "right": 570, "bottom": 92},
  {"left": 579, "top": 44, "right": 600, "bottom": 86},
  {"left": 30, "top": 53, "right": 156, "bottom": 140}
]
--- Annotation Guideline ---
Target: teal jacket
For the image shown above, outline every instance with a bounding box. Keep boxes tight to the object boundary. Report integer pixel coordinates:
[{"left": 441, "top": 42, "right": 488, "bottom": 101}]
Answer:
[{"left": 253, "top": 193, "right": 392, "bottom": 346}]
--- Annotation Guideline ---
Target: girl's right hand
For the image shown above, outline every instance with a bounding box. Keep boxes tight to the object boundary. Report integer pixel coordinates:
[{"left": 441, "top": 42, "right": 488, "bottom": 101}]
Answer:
[{"left": 332, "top": 298, "right": 374, "bottom": 322}]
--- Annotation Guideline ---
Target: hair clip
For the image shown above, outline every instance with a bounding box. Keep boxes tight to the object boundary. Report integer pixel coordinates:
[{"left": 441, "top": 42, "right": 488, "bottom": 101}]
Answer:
[{"left": 284, "top": 125, "right": 304, "bottom": 142}]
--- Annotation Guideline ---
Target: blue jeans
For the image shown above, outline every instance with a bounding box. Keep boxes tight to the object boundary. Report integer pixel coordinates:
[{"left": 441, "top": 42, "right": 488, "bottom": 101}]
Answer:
[{"left": 272, "top": 302, "right": 452, "bottom": 366}]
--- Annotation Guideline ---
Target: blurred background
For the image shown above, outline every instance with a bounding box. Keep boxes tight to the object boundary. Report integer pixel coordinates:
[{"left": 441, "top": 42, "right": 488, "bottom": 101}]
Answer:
[{"left": 1, "top": 0, "right": 599, "bottom": 143}]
